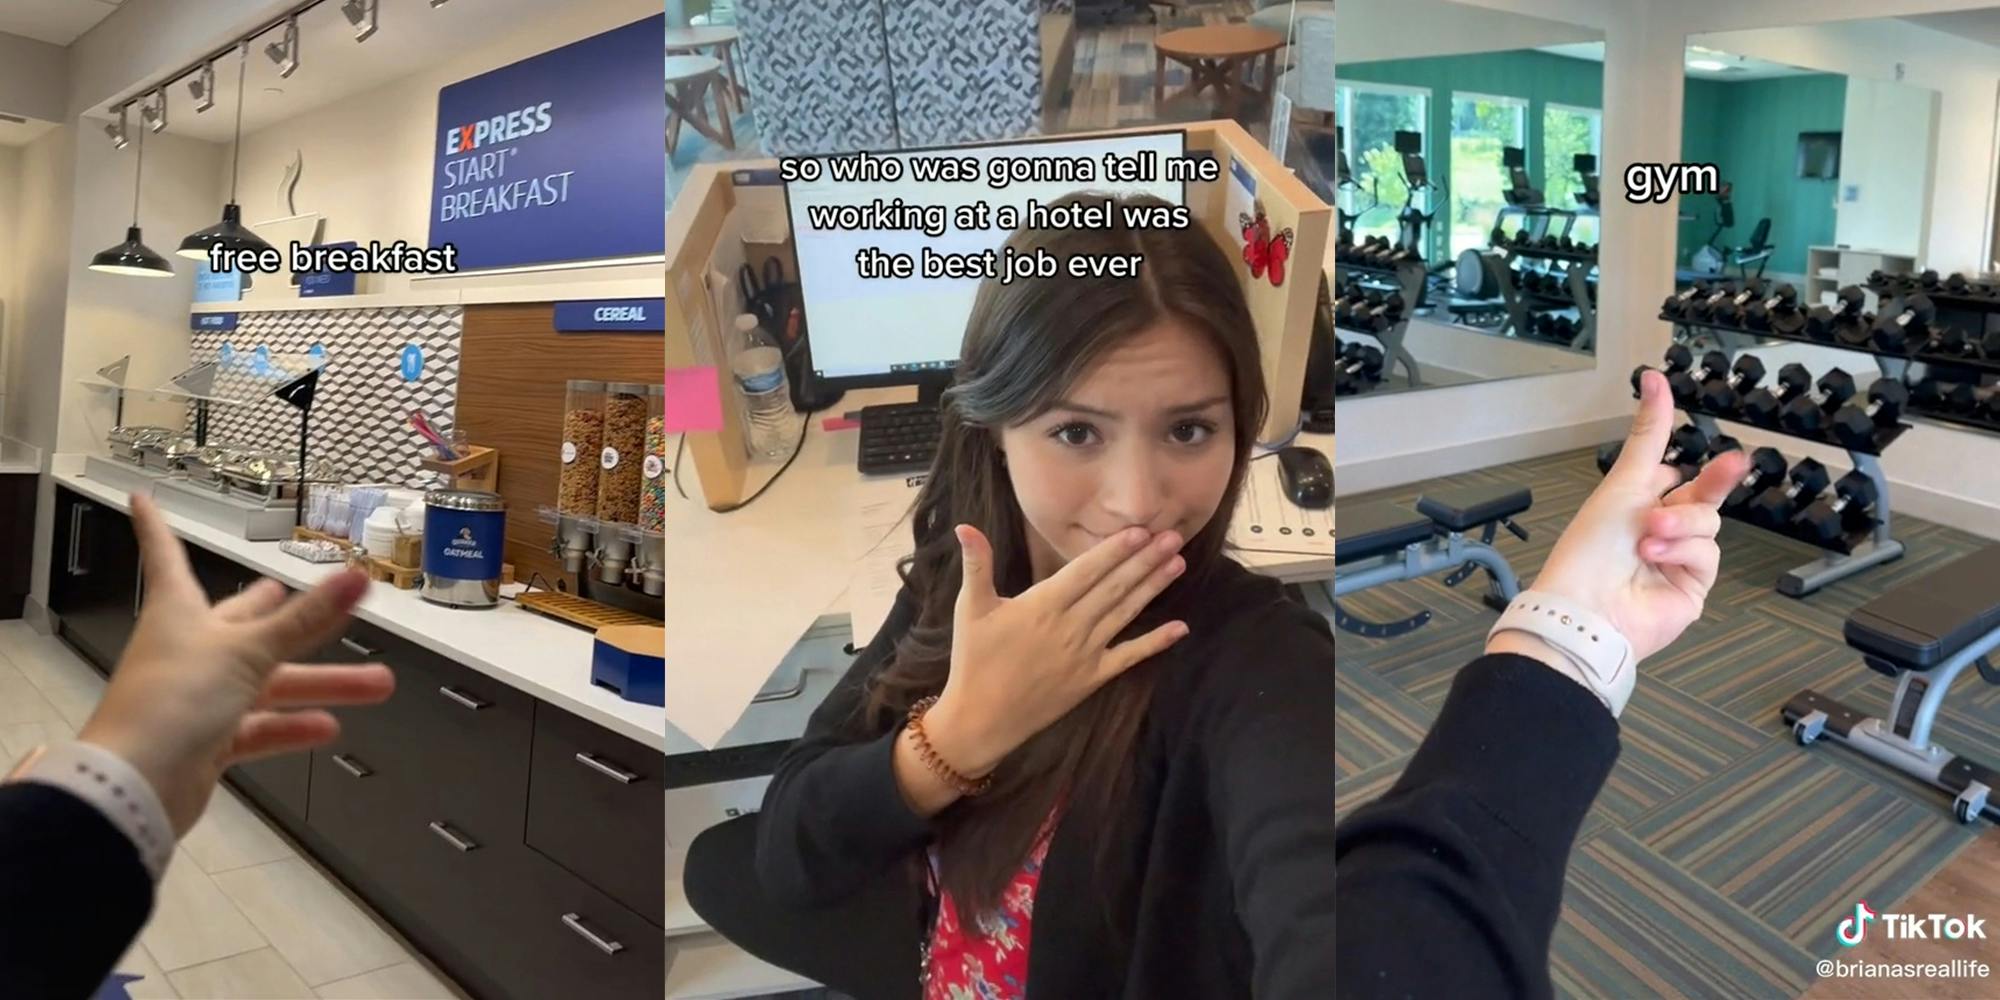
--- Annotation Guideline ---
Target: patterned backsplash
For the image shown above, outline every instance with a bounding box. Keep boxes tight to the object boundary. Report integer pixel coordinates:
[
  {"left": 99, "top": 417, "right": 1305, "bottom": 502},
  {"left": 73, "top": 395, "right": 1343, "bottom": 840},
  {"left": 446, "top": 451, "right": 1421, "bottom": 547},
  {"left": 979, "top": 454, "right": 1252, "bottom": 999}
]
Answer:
[{"left": 185, "top": 306, "right": 464, "bottom": 488}]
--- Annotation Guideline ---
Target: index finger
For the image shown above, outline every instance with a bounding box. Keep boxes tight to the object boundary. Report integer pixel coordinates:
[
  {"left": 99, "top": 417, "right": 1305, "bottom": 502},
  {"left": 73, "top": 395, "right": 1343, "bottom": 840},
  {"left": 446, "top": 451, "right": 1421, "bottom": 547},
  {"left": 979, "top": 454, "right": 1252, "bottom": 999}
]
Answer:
[
  {"left": 1608, "top": 370, "right": 1679, "bottom": 490},
  {"left": 1661, "top": 448, "right": 1748, "bottom": 510},
  {"left": 1038, "top": 527, "right": 1153, "bottom": 607},
  {"left": 131, "top": 493, "right": 204, "bottom": 607}
]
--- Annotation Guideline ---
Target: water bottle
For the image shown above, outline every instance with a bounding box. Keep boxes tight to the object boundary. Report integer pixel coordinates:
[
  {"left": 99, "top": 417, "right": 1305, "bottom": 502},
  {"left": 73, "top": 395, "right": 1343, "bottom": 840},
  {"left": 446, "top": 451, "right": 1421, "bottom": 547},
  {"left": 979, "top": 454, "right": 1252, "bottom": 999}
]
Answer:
[{"left": 730, "top": 313, "right": 791, "bottom": 458}]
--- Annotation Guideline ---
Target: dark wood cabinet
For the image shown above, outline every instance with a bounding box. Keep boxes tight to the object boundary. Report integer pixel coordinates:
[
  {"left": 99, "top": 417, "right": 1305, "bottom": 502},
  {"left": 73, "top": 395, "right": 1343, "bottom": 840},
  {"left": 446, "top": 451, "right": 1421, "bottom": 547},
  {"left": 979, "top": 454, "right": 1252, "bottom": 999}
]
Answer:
[
  {"left": 49, "top": 487, "right": 142, "bottom": 676},
  {"left": 527, "top": 702, "right": 666, "bottom": 925},
  {"left": 48, "top": 489, "right": 667, "bottom": 1000},
  {"left": 0, "top": 474, "right": 35, "bottom": 619}
]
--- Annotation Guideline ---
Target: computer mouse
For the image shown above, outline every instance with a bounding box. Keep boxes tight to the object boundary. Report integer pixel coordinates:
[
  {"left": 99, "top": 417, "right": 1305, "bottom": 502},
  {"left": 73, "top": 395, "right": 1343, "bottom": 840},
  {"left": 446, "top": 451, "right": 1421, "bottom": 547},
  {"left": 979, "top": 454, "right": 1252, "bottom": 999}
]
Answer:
[{"left": 1276, "top": 446, "right": 1332, "bottom": 509}]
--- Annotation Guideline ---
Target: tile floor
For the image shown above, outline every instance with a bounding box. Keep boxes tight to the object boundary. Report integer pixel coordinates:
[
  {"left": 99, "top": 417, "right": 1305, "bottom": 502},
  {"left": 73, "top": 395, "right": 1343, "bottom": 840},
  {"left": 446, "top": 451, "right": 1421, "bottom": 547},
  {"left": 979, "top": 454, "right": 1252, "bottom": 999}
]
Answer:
[{"left": 0, "top": 620, "right": 469, "bottom": 1000}]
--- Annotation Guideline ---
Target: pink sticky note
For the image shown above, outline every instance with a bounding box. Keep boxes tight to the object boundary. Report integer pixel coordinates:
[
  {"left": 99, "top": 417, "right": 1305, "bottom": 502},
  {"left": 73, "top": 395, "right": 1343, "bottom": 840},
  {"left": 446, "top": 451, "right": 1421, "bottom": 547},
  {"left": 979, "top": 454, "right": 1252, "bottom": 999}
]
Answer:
[{"left": 663, "top": 366, "right": 724, "bottom": 433}]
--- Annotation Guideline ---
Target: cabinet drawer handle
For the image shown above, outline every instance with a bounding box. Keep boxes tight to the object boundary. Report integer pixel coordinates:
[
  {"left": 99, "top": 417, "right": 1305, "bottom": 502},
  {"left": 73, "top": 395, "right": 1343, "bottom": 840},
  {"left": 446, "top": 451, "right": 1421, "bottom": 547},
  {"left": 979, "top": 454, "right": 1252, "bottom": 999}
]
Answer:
[
  {"left": 437, "top": 685, "right": 489, "bottom": 711},
  {"left": 427, "top": 821, "right": 478, "bottom": 852},
  {"left": 331, "top": 754, "right": 371, "bottom": 778},
  {"left": 561, "top": 913, "right": 625, "bottom": 956},
  {"left": 339, "top": 636, "right": 380, "bottom": 657},
  {"left": 68, "top": 504, "right": 88, "bottom": 576},
  {"left": 574, "top": 752, "right": 640, "bottom": 784}
]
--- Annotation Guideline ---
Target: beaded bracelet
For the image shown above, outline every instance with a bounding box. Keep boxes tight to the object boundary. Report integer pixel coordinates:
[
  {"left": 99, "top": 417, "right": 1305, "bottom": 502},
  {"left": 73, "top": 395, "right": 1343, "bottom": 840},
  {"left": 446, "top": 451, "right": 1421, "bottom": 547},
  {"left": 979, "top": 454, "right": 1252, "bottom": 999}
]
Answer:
[{"left": 906, "top": 695, "right": 993, "bottom": 797}]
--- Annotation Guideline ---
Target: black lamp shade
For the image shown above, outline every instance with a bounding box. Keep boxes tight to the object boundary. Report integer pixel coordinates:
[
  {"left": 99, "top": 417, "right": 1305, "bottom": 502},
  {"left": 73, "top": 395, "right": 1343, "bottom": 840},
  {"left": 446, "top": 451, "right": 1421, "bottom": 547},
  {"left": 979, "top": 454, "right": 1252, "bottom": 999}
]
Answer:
[
  {"left": 177, "top": 202, "right": 273, "bottom": 262},
  {"left": 89, "top": 226, "right": 175, "bottom": 277}
]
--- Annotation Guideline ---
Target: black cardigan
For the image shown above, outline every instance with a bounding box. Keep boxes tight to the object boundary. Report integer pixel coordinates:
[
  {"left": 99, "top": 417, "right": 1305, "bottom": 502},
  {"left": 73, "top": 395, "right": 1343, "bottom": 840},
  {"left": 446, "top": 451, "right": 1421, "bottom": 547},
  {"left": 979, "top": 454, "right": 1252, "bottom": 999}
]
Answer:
[
  {"left": 0, "top": 780, "right": 155, "bottom": 1000},
  {"left": 753, "top": 556, "right": 1338, "bottom": 998},
  {"left": 1335, "top": 653, "right": 1623, "bottom": 1000}
]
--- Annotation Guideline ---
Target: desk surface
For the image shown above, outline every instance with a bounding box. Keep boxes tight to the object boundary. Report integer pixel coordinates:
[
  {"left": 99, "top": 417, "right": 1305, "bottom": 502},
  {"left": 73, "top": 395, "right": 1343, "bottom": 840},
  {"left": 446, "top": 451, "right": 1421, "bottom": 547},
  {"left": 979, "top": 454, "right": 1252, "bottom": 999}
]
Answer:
[{"left": 663, "top": 386, "right": 1333, "bottom": 749}]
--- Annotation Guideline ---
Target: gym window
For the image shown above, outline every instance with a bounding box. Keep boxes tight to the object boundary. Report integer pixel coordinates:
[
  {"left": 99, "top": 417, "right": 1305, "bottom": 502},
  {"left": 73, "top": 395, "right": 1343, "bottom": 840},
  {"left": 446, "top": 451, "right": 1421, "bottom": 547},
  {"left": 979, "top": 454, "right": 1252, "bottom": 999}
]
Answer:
[
  {"left": 1544, "top": 103, "right": 1603, "bottom": 240},
  {"left": 1337, "top": 82, "right": 1429, "bottom": 247},
  {"left": 1448, "top": 92, "right": 1528, "bottom": 260}
]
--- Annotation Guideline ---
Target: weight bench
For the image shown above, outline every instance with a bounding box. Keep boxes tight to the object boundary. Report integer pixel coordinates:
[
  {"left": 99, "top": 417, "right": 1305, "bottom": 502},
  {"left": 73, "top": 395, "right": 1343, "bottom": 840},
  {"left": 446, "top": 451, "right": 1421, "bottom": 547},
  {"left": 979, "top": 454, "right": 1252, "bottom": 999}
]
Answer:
[
  {"left": 1332, "top": 483, "right": 1532, "bottom": 638},
  {"left": 1784, "top": 545, "right": 2000, "bottom": 824}
]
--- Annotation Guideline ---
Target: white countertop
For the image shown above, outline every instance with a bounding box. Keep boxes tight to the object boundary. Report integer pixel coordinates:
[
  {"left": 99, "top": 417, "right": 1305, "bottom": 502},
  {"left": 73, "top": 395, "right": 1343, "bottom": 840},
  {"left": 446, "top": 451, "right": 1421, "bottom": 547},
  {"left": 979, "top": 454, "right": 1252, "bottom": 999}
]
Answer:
[{"left": 53, "top": 466, "right": 667, "bottom": 752}]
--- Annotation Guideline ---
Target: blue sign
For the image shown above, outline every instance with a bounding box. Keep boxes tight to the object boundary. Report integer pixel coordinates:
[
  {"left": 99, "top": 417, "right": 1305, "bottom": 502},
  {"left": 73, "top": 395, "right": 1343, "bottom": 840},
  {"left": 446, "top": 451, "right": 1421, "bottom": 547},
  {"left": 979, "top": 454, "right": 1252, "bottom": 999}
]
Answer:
[
  {"left": 93, "top": 972, "right": 143, "bottom": 1000},
  {"left": 554, "top": 298, "right": 666, "bottom": 333},
  {"left": 299, "top": 242, "right": 360, "bottom": 297},
  {"left": 219, "top": 341, "right": 236, "bottom": 366},
  {"left": 400, "top": 344, "right": 425, "bottom": 382},
  {"left": 194, "top": 262, "right": 244, "bottom": 303},
  {"left": 191, "top": 312, "right": 238, "bottom": 331},
  {"left": 428, "top": 14, "right": 666, "bottom": 271},
  {"left": 308, "top": 343, "right": 328, "bottom": 367}
]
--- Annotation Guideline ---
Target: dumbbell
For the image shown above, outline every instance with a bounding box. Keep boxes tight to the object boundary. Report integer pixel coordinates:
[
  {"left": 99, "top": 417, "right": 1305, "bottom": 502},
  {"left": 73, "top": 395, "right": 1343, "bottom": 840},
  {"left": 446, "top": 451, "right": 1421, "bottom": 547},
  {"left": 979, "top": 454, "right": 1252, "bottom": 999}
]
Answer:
[
  {"left": 1946, "top": 272, "right": 1974, "bottom": 295},
  {"left": 1687, "top": 282, "right": 1739, "bottom": 322},
  {"left": 1931, "top": 325, "right": 1978, "bottom": 358},
  {"left": 1981, "top": 329, "right": 2000, "bottom": 360},
  {"left": 1697, "top": 354, "right": 1766, "bottom": 414},
  {"left": 1748, "top": 458, "right": 1831, "bottom": 529},
  {"left": 1661, "top": 425, "right": 1710, "bottom": 468},
  {"left": 1946, "top": 381, "right": 1981, "bottom": 412},
  {"left": 1909, "top": 376, "right": 1946, "bottom": 410},
  {"left": 1549, "top": 316, "right": 1578, "bottom": 341},
  {"left": 1723, "top": 448, "right": 1789, "bottom": 514},
  {"left": 1337, "top": 344, "right": 1386, "bottom": 379},
  {"left": 1779, "top": 368, "right": 1857, "bottom": 435},
  {"left": 1662, "top": 281, "right": 1712, "bottom": 319},
  {"left": 1919, "top": 269, "right": 1942, "bottom": 291},
  {"left": 1741, "top": 363, "right": 1814, "bottom": 426},
  {"left": 1793, "top": 471, "right": 1879, "bottom": 547},
  {"left": 1596, "top": 441, "right": 1622, "bottom": 475},
  {"left": 1870, "top": 293, "right": 1936, "bottom": 354},
  {"left": 1489, "top": 225, "right": 1508, "bottom": 247},
  {"left": 1670, "top": 350, "right": 1731, "bottom": 407},
  {"left": 1743, "top": 284, "right": 1796, "bottom": 332},
  {"left": 1632, "top": 347, "right": 1694, "bottom": 395},
  {"left": 1804, "top": 286, "right": 1867, "bottom": 342},
  {"left": 1711, "top": 284, "right": 1763, "bottom": 327},
  {"left": 1830, "top": 379, "right": 1908, "bottom": 450}
]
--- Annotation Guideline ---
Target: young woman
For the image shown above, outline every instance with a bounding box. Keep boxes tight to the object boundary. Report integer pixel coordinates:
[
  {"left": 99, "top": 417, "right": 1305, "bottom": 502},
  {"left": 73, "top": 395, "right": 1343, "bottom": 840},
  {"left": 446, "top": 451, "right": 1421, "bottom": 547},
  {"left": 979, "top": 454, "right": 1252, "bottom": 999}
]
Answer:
[{"left": 684, "top": 192, "right": 1338, "bottom": 999}]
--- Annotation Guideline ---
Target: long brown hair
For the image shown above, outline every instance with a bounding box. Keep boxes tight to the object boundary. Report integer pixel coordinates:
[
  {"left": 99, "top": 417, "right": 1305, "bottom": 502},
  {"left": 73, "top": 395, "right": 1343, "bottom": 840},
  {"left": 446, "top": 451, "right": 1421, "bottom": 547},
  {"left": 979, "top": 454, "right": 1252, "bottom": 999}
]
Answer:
[{"left": 850, "top": 192, "right": 1270, "bottom": 930}]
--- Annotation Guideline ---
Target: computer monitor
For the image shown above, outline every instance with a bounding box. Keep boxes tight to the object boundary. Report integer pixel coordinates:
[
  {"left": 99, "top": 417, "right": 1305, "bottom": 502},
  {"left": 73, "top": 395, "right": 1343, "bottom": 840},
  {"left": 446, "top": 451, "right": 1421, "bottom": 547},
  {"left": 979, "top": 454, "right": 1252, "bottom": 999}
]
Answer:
[{"left": 784, "top": 129, "right": 1189, "bottom": 401}]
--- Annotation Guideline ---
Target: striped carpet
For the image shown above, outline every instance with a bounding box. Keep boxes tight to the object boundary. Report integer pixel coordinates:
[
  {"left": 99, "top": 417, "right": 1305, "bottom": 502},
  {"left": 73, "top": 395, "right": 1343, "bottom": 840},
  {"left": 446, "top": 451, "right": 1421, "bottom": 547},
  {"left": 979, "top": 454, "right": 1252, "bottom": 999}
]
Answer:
[{"left": 1335, "top": 446, "right": 1999, "bottom": 1000}]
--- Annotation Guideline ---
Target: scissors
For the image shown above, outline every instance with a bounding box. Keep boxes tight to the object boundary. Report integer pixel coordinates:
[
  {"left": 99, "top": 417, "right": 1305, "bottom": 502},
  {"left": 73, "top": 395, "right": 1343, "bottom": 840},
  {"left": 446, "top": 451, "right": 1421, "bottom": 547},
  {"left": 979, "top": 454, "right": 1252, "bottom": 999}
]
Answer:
[{"left": 738, "top": 258, "right": 788, "bottom": 329}]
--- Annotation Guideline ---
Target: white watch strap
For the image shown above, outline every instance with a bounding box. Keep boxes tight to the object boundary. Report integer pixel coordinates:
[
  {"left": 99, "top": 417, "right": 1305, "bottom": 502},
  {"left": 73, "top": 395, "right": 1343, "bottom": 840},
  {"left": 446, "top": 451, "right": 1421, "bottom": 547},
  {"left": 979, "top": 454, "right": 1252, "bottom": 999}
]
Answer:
[
  {"left": 1487, "top": 590, "right": 1636, "bottom": 718},
  {"left": 5, "top": 740, "right": 174, "bottom": 881}
]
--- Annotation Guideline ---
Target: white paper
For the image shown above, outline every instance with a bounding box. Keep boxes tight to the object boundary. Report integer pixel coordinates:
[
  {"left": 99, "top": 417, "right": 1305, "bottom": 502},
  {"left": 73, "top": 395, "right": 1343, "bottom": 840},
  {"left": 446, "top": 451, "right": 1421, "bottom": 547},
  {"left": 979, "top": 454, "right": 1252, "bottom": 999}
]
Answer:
[
  {"left": 846, "top": 475, "right": 922, "bottom": 646},
  {"left": 1229, "top": 453, "right": 1335, "bottom": 556}
]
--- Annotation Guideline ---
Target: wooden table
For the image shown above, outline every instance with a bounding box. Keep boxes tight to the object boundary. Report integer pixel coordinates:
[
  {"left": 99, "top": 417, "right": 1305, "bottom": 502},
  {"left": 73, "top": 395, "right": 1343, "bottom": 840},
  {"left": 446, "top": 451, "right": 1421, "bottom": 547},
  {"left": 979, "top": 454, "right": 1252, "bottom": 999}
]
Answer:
[
  {"left": 1153, "top": 24, "right": 1285, "bottom": 119},
  {"left": 664, "top": 26, "right": 747, "bottom": 114},
  {"left": 665, "top": 55, "right": 734, "bottom": 155}
]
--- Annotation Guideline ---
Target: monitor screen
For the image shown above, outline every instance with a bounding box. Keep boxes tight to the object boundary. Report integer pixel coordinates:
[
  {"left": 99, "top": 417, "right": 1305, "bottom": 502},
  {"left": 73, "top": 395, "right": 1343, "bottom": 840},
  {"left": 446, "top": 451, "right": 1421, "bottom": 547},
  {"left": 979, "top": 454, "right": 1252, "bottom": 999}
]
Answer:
[{"left": 785, "top": 130, "right": 1189, "bottom": 386}]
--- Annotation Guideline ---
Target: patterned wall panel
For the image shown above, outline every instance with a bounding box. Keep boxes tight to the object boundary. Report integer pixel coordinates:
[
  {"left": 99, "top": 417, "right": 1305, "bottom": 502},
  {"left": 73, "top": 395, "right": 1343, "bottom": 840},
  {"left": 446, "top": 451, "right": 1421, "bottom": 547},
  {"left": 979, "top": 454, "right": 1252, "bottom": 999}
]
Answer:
[
  {"left": 186, "top": 307, "right": 464, "bottom": 488},
  {"left": 735, "top": 0, "right": 902, "bottom": 156},
  {"left": 885, "top": 0, "right": 1043, "bottom": 148}
]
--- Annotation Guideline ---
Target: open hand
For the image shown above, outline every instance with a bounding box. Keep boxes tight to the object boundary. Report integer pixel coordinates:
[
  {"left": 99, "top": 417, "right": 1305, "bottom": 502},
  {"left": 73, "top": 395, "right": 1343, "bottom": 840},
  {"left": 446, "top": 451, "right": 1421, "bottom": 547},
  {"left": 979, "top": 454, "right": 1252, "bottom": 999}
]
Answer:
[
  {"left": 1527, "top": 369, "right": 1747, "bottom": 663},
  {"left": 930, "top": 524, "right": 1190, "bottom": 774},
  {"left": 77, "top": 495, "right": 394, "bottom": 837}
]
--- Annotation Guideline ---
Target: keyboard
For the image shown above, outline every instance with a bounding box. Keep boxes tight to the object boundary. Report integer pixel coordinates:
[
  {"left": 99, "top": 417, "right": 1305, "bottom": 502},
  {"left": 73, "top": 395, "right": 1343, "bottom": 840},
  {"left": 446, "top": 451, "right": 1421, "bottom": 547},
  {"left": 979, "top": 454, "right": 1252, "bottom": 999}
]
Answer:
[{"left": 857, "top": 402, "right": 942, "bottom": 476}]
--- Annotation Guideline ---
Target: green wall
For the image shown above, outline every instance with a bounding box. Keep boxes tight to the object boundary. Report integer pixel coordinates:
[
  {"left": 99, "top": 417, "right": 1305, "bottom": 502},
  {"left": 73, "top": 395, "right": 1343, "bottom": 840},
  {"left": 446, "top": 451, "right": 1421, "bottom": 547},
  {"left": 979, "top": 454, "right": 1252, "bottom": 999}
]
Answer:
[
  {"left": 1338, "top": 51, "right": 1604, "bottom": 259},
  {"left": 1676, "top": 74, "right": 1845, "bottom": 276}
]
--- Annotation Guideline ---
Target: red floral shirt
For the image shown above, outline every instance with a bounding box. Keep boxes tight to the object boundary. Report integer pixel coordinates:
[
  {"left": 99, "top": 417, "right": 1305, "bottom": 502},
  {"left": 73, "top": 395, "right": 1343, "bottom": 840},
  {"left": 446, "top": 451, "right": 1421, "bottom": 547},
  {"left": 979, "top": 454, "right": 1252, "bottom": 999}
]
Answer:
[{"left": 921, "top": 810, "right": 1062, "bottom": 1000}]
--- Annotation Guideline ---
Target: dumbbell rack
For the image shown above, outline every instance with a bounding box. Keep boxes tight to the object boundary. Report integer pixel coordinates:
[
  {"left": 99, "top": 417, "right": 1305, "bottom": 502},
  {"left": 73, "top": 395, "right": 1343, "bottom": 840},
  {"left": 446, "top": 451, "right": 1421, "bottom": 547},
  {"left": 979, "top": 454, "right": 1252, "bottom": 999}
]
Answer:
[
  {"left": 1864, "top": 278, "right": 2000, "bottom": 439},
  {"left": 1336, "top": 259, "right": 1429, "bottom": 389},
  {"left": 1482, "top": 246, "right": 1598, "bottom": 350},
  {"left": 1657, "top": 309, "right": 1909, "bottom": 596}
]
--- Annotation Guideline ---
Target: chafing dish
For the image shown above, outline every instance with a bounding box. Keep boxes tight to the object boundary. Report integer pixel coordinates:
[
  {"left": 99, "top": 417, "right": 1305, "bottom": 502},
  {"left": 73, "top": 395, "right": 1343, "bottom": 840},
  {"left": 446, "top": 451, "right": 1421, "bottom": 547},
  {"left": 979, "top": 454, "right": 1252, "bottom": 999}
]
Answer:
[
  {"left": 182, "top": 444, "right": 254, "bottom": 490},
  {"left": 218, "top": 454, "right": 303, "bottom": 503},
  {"left": 106, "top": 425, "right": 173, "bottom": 465},
  {"left": 143, "top": 435, "right": 206, "bottom": 474}
]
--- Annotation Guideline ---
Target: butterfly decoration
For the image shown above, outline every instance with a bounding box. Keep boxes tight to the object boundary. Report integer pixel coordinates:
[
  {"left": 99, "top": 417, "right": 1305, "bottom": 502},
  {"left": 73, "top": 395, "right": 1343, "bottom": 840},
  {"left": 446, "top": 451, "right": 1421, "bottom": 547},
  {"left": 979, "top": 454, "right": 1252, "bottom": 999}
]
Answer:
[{"left": 1239, "top": 206, "right": 1295, "bottom": 287}]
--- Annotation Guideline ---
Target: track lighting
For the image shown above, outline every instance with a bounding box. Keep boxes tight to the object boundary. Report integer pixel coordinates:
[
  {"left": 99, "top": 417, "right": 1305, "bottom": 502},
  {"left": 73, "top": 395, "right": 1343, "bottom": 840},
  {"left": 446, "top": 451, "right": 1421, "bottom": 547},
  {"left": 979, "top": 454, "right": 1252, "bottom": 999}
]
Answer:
[
  {"left": 139, "top": 89, "right": 167, "bottom": 133},
  {"left": 341, "top": 0, "right": 379, "bottom": 42},
  {"left": 179, "top": 43, "right": 273, "bottom": 262},
  {"left": 430, "top": 0, "right": 451, "bottom": 7},
  {"left": 189, "top": 61, "right": 215, "bottom": 113},
  {"left": 265, "top": 15, "right": 299, "bottom": 79},
  {"left": 104, "top": 106, "right": 129, "bottom": 149},
  {"left": 90, "top": 124, "right": 174, "bottom": 278}
]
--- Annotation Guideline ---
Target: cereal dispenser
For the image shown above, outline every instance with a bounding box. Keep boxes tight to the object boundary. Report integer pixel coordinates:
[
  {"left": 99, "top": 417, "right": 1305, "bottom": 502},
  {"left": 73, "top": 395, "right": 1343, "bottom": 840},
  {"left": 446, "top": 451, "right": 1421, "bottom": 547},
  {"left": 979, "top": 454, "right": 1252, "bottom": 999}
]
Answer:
[
  {"left": 553, "top": 379, "right": 604, "bottom": 572},
  {"left": 629, "top": 384, "right": 667, "bottom": 597},
  {"left": 589, "top": 382, "right": 649, "bottom": 586}
]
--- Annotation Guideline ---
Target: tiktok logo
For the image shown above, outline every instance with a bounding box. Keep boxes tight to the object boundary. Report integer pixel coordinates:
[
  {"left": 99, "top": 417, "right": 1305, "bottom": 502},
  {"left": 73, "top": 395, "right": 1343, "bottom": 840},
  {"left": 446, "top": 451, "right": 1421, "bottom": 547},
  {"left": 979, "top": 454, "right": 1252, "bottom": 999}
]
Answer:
[{"left": 1838, "top": 901, "right": 1879, "bottom": 947}]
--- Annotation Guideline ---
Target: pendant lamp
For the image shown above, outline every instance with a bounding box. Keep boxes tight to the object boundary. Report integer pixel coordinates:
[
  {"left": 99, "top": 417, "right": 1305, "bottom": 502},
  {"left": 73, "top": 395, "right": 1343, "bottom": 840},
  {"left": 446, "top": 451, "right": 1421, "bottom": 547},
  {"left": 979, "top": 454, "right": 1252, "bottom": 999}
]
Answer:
[
  {"left": 178, "top": 42, "right": 272, "bottom": 262},
  {"left": 89, "top": 118, "right": 174, "bottom": 278}
]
